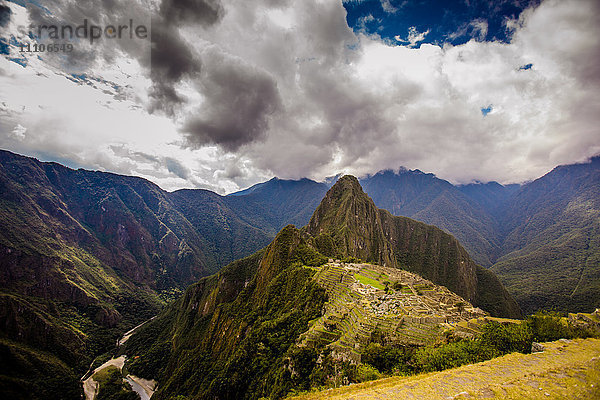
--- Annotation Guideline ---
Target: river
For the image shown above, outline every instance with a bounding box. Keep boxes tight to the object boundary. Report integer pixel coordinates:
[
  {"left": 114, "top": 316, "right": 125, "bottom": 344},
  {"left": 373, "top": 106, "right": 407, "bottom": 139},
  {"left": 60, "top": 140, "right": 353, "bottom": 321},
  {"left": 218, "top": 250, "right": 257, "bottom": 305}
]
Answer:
[{"left": 82, "top": 317, "right": 157, "bottom": 400}]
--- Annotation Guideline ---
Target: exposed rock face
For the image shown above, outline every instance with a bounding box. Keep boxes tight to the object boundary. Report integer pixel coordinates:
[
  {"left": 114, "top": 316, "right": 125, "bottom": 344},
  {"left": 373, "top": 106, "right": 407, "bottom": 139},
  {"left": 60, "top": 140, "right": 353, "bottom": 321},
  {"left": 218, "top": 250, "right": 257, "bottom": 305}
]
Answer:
[{"left": 308, "top": 176, "right": 395, "bottom": 267}]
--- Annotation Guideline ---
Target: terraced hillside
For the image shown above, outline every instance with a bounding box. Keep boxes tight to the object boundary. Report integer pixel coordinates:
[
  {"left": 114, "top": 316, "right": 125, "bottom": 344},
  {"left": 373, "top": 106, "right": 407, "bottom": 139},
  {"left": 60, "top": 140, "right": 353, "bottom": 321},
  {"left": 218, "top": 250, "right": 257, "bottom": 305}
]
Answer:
[{"left": 299, "top": 261, "right": 486, "bottom": 362}]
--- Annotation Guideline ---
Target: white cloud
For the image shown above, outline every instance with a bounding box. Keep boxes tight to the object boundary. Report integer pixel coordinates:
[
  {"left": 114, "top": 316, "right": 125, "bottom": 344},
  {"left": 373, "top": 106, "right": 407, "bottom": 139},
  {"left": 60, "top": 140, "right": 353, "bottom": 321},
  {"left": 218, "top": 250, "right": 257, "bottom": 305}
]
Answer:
[
  {"left": 11, "top": 124, "right": 26, "bottom": 139},
  {"left": 470, "top": 19, "right": 488, "bottom": 41},
  {"left": 380, "top": 0, "right": 399, "bottom": 14},
  {"left": 1, "top": 0, "right": 599, "bottom": 193},
  {"left": 395, "top": 26, "right": 430, "bottom": 48}
]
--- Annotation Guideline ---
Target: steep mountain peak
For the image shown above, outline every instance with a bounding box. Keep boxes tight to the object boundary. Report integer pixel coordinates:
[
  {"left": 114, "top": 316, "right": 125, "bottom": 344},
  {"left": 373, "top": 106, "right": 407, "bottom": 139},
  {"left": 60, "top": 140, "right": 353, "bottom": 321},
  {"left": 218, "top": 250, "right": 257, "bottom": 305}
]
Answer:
[
  {"left": 321, "top": 174, "right": 364, "bottom": 199},
  {"left": 307, "top": 175, "right": 394, "bottom": 266},
  {"left": 307, "top": 175, "right": 372, "bottom": 228},
  {"left": 308, "top": 175, "right": 371, "bottom": 228},
  {"left": 306, "top": 174, "right": 520, "bottom": 318}
]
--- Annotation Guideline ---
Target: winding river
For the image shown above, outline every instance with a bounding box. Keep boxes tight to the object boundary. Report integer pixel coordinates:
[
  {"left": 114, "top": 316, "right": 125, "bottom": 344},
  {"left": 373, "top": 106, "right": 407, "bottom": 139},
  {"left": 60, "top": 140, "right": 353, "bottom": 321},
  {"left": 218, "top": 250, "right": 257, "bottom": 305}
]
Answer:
[{"left": 82, "top": 317, "right": 157, "bottom": 400}]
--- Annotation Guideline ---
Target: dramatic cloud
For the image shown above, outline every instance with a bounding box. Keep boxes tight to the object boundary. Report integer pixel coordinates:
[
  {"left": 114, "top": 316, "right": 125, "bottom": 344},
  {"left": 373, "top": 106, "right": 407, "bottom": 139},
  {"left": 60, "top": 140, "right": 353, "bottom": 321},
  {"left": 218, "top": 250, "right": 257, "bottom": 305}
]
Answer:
[
  {"left": 182, "top": 46, "right": 281, "bottom": 150},
  {"left": 148, "top": 23, "right": 200, "bottom": 115},
  {"left": 0, "top": 4, "right": 11, "bottom": 28},
  {"left": 1, "top": 0, "right": 599, "bottom": 193},
  {"left": 161, "top": 0, "right": 223, "bottom": 26},
  {"left": 17, "top": 0, "right": 151, "bottom": 74},
  {"left": 148, "top": 0, "right": 223, "bottom": 115}
]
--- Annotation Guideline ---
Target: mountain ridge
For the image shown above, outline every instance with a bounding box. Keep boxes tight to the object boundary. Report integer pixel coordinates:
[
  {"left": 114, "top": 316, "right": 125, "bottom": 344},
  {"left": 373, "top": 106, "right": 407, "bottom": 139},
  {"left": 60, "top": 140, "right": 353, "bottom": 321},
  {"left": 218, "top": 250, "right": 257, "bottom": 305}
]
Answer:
[
  {"left": 230, "top": 158, "right": 600, "bottom": 315},
  {"left": 1, "top": 148, "right": 598, "bottom": 398},
  {"left": 123, "top": 176, "right": 518, "bottom": 399},
  {"left": 306, "top": 175, "right": 520, "bottom": 318}
]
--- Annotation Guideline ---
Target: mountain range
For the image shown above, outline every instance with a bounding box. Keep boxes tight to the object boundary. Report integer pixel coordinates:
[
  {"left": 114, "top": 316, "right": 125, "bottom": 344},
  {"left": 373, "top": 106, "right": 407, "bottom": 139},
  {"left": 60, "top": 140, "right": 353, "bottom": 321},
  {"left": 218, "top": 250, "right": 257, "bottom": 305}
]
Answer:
[
  {"left": 232, "top": 160, "right": 600, "bottom": 315},
  {"left": 0, "top": 148, "right": 598, "bottom": 399},
  {"left": 122, "top": 175, "right": 519, "bottom": 399}
]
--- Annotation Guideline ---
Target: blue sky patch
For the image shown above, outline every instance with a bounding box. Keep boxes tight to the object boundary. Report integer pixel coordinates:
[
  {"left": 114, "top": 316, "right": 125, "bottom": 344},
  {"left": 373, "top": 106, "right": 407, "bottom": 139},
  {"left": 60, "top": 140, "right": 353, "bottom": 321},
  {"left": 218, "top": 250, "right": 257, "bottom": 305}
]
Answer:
[
  {"left": 9, "top": 57, "right": 27, "bottom": 67},
  {"left": 0, "top": 38, "right": 9, "bottom": 55},
  {"left": 343, "top": 0, "right": 542, "bottom": 46}
]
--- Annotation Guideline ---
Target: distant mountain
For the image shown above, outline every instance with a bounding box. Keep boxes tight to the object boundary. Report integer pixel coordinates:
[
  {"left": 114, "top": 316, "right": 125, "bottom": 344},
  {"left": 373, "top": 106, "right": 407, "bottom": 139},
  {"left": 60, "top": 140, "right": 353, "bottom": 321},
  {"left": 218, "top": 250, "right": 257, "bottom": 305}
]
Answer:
[
  {"left": 491, "top": 157, "right": 600, "bottom": 314},
  {"left": 226, "top": 177, "right": 329, "bottom": 232},
  {"left": 457, "top": 181, "right": 520, "bottom": 219},
  {"left": 236, "top": 161, "right": 600, "bottom": 315},
  {"left": 229, "top": 170, "right": 513, "bottom": 268},
  {"left": 359, "top": 170, "right": 504, "bottom": 267},
  {"left": 123, "top": 176, "right": 519, "bottom": 399}
]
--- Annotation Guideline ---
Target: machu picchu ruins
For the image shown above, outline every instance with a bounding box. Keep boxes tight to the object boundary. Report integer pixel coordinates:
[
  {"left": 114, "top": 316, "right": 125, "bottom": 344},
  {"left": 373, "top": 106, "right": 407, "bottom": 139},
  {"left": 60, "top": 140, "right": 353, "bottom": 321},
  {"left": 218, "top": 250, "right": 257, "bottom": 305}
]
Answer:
[{"left": 298, "top": 260, "right": 487, "bottom": 363}]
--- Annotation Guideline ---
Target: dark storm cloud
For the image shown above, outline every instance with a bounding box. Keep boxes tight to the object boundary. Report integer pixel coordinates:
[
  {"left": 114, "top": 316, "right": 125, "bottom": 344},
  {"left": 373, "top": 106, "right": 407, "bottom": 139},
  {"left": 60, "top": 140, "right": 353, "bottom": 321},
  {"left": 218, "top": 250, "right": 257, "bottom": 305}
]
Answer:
[
  {"left": 182, "top": 47, "right": 281, "bottom": 151},
  {"left": 160, "top": 0, "right": 224, "bottom": 26},
  {"left": 6, "top": 0, "right": 599, "bottom": 192},
  {"left": 18, "top": 0, "right": 152, "bottom": 75},
  {"left": 148, "top": 0, "right": 224, "bottom": 115},
  {"left": 165, "top": 157, "right": 190, "bottom": 179},
  {"left": 148, "top": 22, "right": 201, "bottom": 114},
  {"left": 0, "top": 3, "right": 11, "bottom": 27}
]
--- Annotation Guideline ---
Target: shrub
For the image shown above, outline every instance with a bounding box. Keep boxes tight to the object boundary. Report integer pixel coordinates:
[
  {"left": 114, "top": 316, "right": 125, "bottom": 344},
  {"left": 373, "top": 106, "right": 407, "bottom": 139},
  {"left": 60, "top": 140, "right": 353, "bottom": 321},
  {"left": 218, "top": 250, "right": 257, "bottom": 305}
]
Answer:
[
  {"left": 354, "top": 364, "right": 382, "bottom": 382},
  {"left": 413, "top": 340, "right": 485, "bottom": 372},
  {"left": 361, "top": 343, "right": 414, "bottom": 374},
  {"left": 527, "top": 311, "right": 572, "bottom": 342},
  {"left": 479, "top": 321, "right": 533, "bottom": 354},
  {"left": 412, "top": 321, "right": 533, "bottom": 373}
]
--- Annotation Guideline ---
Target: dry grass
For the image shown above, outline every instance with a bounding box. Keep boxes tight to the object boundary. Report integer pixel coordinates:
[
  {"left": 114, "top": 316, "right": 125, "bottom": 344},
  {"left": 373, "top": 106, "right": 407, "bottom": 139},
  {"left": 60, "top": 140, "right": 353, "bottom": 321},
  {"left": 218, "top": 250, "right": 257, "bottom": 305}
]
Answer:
[{"left": 289, "top": 338, "right": 600, "bottom": 399}]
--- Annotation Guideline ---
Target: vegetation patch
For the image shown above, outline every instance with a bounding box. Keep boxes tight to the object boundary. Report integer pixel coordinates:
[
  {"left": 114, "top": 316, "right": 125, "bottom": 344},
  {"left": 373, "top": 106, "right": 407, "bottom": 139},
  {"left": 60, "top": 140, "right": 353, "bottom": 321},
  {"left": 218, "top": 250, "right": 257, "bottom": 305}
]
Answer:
[
  {"left": 354, "top": 274, "right": 385, "bottom": 290},
  {"left": 93, "top": 366, "right": 139, "bottom": 400}
]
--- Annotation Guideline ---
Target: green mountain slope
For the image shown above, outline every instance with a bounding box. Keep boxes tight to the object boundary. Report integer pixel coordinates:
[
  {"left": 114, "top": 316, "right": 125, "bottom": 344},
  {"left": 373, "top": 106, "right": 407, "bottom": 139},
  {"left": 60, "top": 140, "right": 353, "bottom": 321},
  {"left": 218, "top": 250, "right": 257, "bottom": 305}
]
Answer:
[
  {"left": 360, "top": 170, "right": 503, "bottom": 267},
  {"left": 123, "top": 176, "right": 520, "bottom": 399},
  {"left": 491, "top": 157, "right": 600, "bottom": 314},
  {"left": 125, "top": 226, "right": 328, "bottom": 400},
  {"left": 0, "top": 150, "right": 272, "bottom": 398},
  {"left": 308, "top": 176, "right": 520, "bottom": 318},
  {"left": 237, "top": 162, "right": 600, "bottom": 316}
]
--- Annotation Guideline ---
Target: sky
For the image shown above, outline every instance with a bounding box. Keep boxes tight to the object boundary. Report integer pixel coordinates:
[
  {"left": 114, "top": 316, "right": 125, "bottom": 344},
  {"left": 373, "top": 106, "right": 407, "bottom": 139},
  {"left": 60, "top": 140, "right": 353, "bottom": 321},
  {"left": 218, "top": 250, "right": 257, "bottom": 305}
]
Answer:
[{"left": 0, "top": 0, "right": 599, "bottom": 194}]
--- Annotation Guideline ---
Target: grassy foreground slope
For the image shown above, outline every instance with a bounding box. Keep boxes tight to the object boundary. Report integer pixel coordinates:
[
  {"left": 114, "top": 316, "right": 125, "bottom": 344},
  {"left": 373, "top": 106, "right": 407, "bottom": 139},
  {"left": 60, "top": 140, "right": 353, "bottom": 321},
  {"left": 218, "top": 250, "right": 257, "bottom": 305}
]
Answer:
[{"left": 290, "top": 338, "right": 600, "bottom": 400}]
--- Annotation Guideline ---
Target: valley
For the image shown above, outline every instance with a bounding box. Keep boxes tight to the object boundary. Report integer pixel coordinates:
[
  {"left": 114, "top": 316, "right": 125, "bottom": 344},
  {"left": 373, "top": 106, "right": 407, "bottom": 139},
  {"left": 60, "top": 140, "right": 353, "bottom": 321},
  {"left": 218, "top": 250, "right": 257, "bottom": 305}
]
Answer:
[
  {"left": 82, "top": 316, "right": 157, "bottom": 400},
  {"left": 0, "top": 149, "right": 598, "bottom": 399}
]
